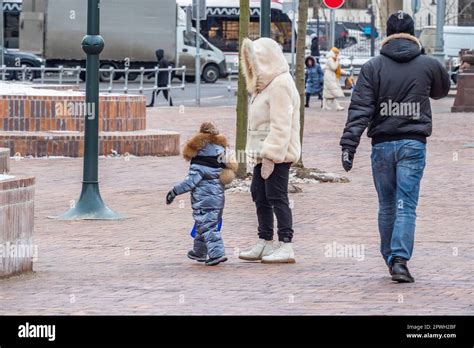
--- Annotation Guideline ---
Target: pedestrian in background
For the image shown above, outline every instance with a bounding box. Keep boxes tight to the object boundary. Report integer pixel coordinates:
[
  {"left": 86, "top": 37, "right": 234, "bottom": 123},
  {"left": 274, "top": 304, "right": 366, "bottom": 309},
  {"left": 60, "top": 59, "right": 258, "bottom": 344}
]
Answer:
[
  {"left": 304, "top": 56, "right": 324, "bottom": 108},
  {"left": 339, "top": 11, "right": 450, "bottom": 283},
  {"left": 147, "top": 49, "right": 173, "bottom": 107},
  {"left": 323, "top": 47, "right": 347, "bottom": 111},
  {"left": 310, "top": 34, "right": 320, "bottom": 62}
]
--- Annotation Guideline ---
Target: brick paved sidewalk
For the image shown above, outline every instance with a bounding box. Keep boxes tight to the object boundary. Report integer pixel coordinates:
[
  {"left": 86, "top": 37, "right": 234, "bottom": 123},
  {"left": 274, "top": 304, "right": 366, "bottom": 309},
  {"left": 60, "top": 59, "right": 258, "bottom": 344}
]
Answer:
[{"left": 0, "top": 97, "right": 472, "bottom": 315}]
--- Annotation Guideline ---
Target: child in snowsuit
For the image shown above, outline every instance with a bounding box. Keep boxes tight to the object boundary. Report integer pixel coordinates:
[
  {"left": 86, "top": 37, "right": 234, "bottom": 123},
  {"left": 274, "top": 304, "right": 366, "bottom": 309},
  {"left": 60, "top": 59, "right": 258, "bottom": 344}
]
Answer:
[
  {"left": 166, "top": 122, "right": 237, "bottom": 266},
  {"left": 304, "top": 56, "right": 324, "bottom": 108}
]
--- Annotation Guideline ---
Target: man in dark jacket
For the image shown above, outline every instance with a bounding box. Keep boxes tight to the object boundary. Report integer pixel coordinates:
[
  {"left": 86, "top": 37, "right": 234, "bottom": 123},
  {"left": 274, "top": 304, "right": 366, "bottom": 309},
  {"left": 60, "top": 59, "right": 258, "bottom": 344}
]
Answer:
[
  {"left": 310, "top": 35, "right": 320, "bottom": 61},
  {"left": 339, "top": 11, "right": 450, "bottom": 283},
  {"left": 147, "top": 49, "right": 173, "bottom": 107}
]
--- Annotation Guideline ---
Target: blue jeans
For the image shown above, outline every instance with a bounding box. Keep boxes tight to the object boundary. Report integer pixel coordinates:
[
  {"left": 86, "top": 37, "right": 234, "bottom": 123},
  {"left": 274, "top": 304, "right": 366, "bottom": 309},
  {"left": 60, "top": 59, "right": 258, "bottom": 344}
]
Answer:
[{"left": 371, "top": 139, "right": 426, "bottom": 266}]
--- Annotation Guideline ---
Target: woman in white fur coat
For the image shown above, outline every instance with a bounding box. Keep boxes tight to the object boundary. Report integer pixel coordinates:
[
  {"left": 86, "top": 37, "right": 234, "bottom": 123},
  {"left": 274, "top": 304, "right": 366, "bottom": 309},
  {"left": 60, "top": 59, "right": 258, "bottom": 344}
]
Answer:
[
  {"left": 323, "top": 47, "right": 347, "bottom": 111},
  {"left": 238, "top": 37, "right": 301, "bottom": 264}
]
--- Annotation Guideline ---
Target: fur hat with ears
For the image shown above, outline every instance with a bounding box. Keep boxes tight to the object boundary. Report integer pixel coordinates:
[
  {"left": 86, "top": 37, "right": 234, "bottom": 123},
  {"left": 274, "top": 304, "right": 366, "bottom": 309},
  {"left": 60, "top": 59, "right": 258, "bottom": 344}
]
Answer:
[
  {"left": 182, "top": 122, "right": 238, "bottom": 185},
  {"left": 199, "top": 121, "right": 220, "bottom": 135}
]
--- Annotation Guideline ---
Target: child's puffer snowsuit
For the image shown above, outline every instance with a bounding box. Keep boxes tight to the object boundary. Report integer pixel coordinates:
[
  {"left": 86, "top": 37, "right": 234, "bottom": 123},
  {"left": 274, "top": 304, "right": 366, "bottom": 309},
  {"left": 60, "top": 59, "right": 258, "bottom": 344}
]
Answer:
[{"left": 172, "top": 125, "right": 237, "bottom": 259}]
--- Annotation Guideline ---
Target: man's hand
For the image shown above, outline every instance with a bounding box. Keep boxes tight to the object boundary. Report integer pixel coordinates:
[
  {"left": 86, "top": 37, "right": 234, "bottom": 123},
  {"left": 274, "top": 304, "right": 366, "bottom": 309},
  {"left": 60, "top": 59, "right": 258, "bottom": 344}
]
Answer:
[
  {"left": 166, "top": 188, "right": 177, "bottom": 205},
  {"left": 341, "top": 148, "right": 355, "bottom": 172},
  {"left": 261, "top": 158, "right": 275, "bottom": 180}
]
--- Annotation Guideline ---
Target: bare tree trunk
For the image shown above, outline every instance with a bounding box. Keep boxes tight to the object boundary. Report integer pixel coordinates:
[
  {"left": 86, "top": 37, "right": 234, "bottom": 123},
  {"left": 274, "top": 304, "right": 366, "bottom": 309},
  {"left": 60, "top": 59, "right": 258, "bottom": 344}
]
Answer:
[
  {"left": 376, "top": 0, "right": 403, "bottom": 35},
  {"left": 235, "top": 0, "right": 250, "bottom": 178},
  {"left": 295, "top": 0, "right": 309, "bottom": 168}
]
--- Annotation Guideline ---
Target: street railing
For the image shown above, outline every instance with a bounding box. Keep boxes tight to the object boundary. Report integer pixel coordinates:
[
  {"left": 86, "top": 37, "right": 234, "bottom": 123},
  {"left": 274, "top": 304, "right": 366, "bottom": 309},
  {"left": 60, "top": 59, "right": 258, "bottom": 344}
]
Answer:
[
  {"left": 226, "top": 60, "right": 355, "bottom": 100},
  {"left": 0, "top": 64, "right": 187, "bottom": 95},
  {"left": 227, "top": 68, "right": 238, "bottom": 100}
]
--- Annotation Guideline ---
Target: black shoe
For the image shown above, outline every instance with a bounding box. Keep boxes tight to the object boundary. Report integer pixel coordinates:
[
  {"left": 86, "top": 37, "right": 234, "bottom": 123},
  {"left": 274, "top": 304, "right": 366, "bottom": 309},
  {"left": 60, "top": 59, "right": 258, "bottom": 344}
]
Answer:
[
  {"left": 391, "top": 257, "right": 414, "bottom": 283},
  {"left": 187, "top": 250, "right": 206, "bottom": 262},
  {"left": 146, "top": 104, "right": 154, "bottom": 108},
  {"left": 304, "top": 104, "right": 309, "bottom": 108},
  {"left": 205, "top": 256, "right": 228, "bottom": 266}
]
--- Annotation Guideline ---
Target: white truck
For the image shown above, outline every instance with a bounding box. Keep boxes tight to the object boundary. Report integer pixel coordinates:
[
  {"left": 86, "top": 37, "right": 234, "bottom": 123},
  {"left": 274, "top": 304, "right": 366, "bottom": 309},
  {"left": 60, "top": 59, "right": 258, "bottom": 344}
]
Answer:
[
  {"left": 419, "top": 26, "right": 474, "bottom": 57},
  {"left": 19, "top": 0, "right": 227, "bottom": 82}
]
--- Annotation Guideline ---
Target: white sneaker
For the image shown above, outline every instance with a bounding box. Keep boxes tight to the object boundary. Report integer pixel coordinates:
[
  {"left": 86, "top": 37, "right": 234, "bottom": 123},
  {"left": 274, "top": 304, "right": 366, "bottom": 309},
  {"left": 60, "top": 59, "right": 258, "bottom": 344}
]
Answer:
[
  {"left": 322, "top": 99, "right": 332, "bottom": 110},
  {"left": 261, "top": 242, "right": 296, "bottom": 264},
  {"left": 239, "top": 239, "right": 274, "bottom": 261},
  {"left": 334, "top": 100, "right": 345, "bottom": 111}
]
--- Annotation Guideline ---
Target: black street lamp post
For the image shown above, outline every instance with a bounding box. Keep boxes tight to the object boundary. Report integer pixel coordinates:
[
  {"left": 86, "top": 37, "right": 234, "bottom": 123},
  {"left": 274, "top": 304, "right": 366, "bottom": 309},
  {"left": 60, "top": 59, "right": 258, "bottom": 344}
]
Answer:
[
  {"left": 260, "top": 0, "right": 271, "bottom": 38},
  {"left": 58, "top": 0, "right": 122, "bottom": 220}
]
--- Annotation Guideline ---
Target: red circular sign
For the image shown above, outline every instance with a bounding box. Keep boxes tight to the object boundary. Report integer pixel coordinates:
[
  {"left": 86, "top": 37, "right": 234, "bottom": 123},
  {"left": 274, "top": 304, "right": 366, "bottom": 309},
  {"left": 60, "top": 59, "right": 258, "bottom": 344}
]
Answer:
[{"left": 323, "top": 0, "right": 345, "bottom": 9}]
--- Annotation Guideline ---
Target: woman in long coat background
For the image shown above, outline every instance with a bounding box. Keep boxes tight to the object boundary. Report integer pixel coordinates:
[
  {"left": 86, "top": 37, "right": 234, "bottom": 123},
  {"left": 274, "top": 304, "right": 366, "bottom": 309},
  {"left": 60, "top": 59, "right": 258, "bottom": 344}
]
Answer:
[{"left": 323, "top": 47, "right": 347, "bottom": 111}]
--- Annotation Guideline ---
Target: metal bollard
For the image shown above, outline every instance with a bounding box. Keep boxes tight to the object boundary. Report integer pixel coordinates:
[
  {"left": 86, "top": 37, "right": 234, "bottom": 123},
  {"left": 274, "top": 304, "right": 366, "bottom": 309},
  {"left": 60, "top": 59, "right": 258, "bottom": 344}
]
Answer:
[
  {"left": 58, "top": 65, "right": 64, "bottom": 84},
  {"left": 21, "top": 65, "right": 27, "bottom": 81},
  {"left": 40, "top": 65, "right": 46, "bottom": 84},
  {"left": 167, "top": 65, "right": 172, "bottom": 99},
  {"left": 108, "top": 67, "right": 114, "bottom": 93},
  {"left": 123, "top": 67, "right": 129, "bottom": 94},
  {"left": 153, "top": 65, "right": 159, "bottom": 93},
  {"left": 138, "top": 67, "right": 145, "bottom": 94},
  {"left": 75, "top": 66, "right": 81, "bottom": 85},
  {"left": 181, "top": 66, "right": 186, "bottom": 90}
]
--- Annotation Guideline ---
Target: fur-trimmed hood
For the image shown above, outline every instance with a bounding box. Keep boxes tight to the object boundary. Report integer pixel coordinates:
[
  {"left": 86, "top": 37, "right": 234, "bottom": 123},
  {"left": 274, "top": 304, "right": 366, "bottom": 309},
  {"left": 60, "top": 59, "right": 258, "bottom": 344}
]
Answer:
[
  {"left": 182, "top": 132, "right": 228, "bottom": 161},
  {"left": 240, "top": 37, "right": 289, "bottom": 95},
  {"left": 380, "top": 33, "right": 422, "bottom": 63},
  {"left": 381, "top": 33, "right": 422, "bottom": 49},
  {"left": 305, "top": 55, "right": 317, "bottom": 67},
  {"left": 182, "top": 132, "right": 237, "bottom": 185}
]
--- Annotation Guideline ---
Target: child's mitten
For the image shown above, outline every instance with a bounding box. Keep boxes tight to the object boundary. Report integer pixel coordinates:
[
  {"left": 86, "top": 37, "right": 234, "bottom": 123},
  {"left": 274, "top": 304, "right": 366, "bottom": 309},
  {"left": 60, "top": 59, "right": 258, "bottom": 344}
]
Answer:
[{"left": 166, "top": 188, "right": 177, "bottom": 205}]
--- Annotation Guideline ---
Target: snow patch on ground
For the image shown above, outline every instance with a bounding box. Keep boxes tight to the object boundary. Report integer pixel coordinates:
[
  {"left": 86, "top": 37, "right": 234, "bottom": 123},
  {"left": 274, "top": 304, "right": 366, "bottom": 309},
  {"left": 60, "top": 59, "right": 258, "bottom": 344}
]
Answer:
[
  {"left": 0, "top": 174, "right": 15, "bottom": 181},
  {"left": 0, "top": 81, "right": 125, "bottom": 96},
  {"left": 0, "top": 81, "right": 83, "bottom": 96},
  {"left": 226, "top": 167, "right": 349, "bottom": 193}
]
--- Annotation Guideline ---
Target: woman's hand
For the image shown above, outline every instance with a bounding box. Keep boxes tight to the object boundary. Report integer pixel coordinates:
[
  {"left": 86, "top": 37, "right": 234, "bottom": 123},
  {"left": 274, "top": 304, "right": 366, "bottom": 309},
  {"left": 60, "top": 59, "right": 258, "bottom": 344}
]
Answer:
[{"left": 261, "top": 158, "right": 275, "bottom": 180}]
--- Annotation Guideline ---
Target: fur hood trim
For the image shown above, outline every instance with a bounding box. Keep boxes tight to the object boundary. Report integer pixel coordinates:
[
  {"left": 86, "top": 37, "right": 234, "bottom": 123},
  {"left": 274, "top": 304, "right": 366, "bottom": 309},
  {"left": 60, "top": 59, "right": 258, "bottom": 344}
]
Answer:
[
  {"left": 182, "top": 132, "right": 237, "bottom": 185},
  {"left": 381, "top": 33, "right": 422, "bottom": 49},
  {"left": 240, "top": 37, "right": 289, "bottom": 95},
  {"left": 219, "top": 152, "right": 238, "bottom": 185},
  {"left": 182, "top": 133, "right": 229, "bottom": 161}
]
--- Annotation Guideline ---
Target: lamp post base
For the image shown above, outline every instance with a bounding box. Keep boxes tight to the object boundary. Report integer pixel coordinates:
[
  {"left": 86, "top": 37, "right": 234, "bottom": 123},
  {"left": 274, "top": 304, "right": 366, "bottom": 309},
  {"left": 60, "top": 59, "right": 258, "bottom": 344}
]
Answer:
[{"left": 56, "top": 182, "right": 124, "bottom": 220}]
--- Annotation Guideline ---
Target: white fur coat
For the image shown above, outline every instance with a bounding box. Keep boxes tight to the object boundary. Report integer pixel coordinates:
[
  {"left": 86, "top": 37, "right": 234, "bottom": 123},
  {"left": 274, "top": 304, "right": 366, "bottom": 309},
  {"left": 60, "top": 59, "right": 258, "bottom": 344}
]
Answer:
[
  {"left": 240, "top": 37, "right": 301, "bottom": 164},
  {"left": 323, "top": 50, "right": 346, "bottom": 99}
]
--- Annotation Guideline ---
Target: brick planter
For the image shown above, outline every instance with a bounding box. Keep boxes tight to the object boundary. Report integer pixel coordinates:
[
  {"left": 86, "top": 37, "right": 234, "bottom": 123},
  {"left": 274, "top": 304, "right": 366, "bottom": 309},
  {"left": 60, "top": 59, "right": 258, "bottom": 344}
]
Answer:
[
  {"left": 0, "top": 94, "right": 146, "bottom": 132},
  {"left": 0, "top": 148, "right": 9, "bottom": 173},
  {"left": 0, "top": 84, "right": 180, "bottom": 157},
  {"left": 0, "top": 175, "right": 35, "bottom": 278},
  {"left": 0, "top": 130, "right": 180, "bottom": 157}
]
